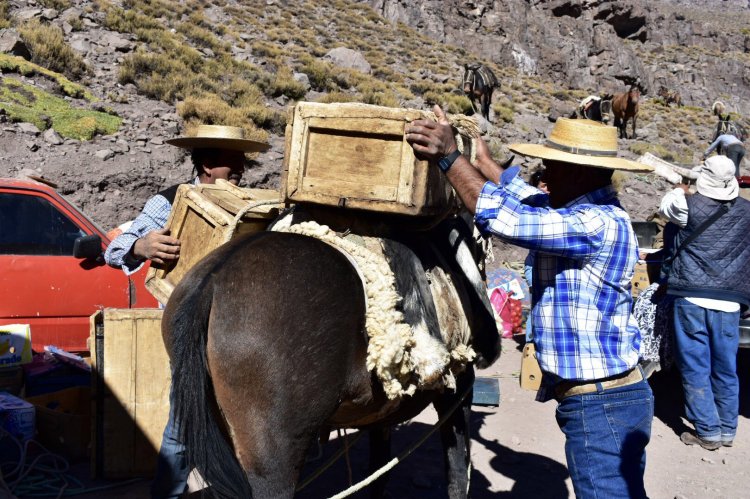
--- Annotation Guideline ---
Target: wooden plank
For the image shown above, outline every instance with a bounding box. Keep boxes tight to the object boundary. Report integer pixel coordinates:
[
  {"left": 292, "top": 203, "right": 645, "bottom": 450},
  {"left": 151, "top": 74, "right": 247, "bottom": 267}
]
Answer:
[
  {"left": 102, "top": 309, "right": 137, "bottom": 477},
  {"left": 96, "top": 309, "right": 167, "bottom": 478},
  {"left": 306, "top": 116, "right": 407, "bottom": 135},
  {"left": 132, "top": 313, "right": 170, "bottom": 471}
]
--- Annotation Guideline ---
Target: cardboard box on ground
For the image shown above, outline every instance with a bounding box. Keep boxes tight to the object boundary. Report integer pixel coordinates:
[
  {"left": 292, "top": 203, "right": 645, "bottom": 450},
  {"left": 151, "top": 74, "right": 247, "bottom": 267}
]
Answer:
[{"left": 26, "top": 386, "right": 90, "bottom": 460}]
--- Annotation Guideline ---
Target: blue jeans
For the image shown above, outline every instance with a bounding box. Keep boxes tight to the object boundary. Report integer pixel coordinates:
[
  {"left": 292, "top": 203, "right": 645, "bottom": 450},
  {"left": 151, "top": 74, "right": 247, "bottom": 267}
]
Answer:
[
  {"left": 672, "top": 298, "right": 740, "bottom": 442},
  {"left": 555, "top": 376, "right": 653, "bottom": 499},
  {"left": 150, "top": 386, "right": 189, "bottom": 499}
]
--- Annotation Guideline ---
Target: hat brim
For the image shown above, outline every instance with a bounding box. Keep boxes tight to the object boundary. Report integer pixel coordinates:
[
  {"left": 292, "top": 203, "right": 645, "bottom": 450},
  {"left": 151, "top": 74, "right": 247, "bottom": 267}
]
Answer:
[
  {"left": 509, "top": 143, "right": 653, "bottom": 172},
  {"left": 166, "top": 137, "right": 270, "bottom": 153}
]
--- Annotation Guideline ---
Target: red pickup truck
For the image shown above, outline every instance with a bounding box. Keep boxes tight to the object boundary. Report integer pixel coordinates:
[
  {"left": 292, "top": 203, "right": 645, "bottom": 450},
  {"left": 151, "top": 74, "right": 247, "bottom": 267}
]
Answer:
[{"left": 0, "top": 178, "right": 157, "bottom": 352}]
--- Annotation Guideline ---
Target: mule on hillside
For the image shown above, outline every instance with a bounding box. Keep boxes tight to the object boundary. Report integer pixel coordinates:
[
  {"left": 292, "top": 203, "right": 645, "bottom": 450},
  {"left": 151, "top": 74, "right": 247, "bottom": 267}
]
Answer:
[
  {"left": 570, "top": 94, "right": 613, "bottom": 123},
  {"left": 657, "top": 86, "right": 682, "bottom": 107},
  {"left": 163, "top": 220, "right": 501, "bottom": 498},
  {"left": 463, "top": 63, "right": 499, "bottom": 122},
  {"left": 711, "top": 101, "right": 747, "bottom": 143},
  {"left": 612, "top": 84, "right": 641, "bottom": 139}
]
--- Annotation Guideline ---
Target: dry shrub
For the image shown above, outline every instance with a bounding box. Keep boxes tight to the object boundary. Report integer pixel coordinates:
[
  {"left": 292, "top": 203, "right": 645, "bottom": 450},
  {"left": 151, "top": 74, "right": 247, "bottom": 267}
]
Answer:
[
  {"left": 39, "top": 0, "right": 71, "bottom": 9},
  {"left": 301, "top": 58, "right": 336, "bottom": 91},
  {"left": 270, "top": 67, "right": 307, "bottom": 100},
  {"left": 18, "top": 20, "right": 89, "bottom": 79},
  {"left": 0, "top": 3, "right": 10, "bottom": 29},
  {"left": 103, "top": 6, "right": 162, "bottom": 33},
  {"left": 177, "top": 95, "right": 270, "bottom": 142},
  {"left": 177, "top": 20, "right": 228, "bottom": 53},
  {"left": 316, "top": 91, "right": 358, "bottom": 104},
  {"left": 119, "top": 50, "right": 218, "bottom": 101},
  {"left": 421, "top": 91, "right": 473, "bottom": 115}
]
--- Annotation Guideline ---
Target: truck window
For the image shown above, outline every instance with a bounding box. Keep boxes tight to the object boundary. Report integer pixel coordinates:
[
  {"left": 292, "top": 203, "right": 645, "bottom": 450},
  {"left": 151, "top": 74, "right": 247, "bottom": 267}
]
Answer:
[{"left": 0, "top": 192, "right": 86, "bottom": 255}]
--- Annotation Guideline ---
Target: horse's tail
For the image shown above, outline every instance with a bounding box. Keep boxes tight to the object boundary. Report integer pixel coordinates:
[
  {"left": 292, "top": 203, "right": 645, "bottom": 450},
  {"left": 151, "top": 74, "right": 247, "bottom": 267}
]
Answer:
[{"left": 166, "top": 253, "right": 253, "bottom": 498}]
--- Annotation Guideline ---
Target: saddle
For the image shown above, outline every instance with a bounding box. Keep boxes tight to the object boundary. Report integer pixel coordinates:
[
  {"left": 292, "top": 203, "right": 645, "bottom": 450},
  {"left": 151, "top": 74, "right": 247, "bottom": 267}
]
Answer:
[{"left": 270, "top": 208, "right": 493, "bottom": 399}]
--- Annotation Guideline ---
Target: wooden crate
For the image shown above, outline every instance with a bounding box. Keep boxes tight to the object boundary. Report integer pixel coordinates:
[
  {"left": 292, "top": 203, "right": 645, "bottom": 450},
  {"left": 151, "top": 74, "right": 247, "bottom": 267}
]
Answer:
[
  {"left": 282, "top": 102, "right": 459, "bottom": 217},
  {"left": 145, "top": 181, "right": 282, "bottom": 304},
  {"left": 90, "top": 308, "right": 169, "bottom": 479}
]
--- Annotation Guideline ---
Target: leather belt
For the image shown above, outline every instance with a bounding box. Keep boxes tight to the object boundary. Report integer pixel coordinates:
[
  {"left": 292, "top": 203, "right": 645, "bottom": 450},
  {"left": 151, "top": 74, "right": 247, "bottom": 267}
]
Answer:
[{"left": 554, "top": 367, "right": 644, "bottom": 401}]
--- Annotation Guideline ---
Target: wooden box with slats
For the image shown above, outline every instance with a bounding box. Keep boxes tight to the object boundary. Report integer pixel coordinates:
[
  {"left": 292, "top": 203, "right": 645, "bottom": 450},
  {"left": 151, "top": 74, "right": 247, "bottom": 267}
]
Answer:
[
  {"left": 145, "top": 181, "right": 282, "bottom": 304},
  {"left": 282, "top": 102, "right": 459, "bottom": 217},
  {"left": 90, "top": 308, "right": 168, "bottom": 478}
]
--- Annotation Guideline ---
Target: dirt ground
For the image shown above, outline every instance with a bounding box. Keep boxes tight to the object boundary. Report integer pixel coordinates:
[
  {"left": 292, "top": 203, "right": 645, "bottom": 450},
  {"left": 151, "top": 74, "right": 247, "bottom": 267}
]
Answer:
[{"left": 64, "top": 337, "right": 750, "bottom": 499}]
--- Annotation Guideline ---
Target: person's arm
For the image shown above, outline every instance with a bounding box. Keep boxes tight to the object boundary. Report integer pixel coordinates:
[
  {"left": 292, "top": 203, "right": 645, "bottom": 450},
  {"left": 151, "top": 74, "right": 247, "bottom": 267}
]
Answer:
[
  {"left": 657, "top": 185, "right": 689, "bottom": 228},
  {"left": 406, "top": 105, "right": 498, "bottom": 213},
  {"left": 704, "top": 135, "right": 722, "bottom": 158},
  {"left": 473, "top": 185, "right": 608, "bottom": 260},
  {"left": 104, "top": 194, "right": 179, "bottom": 275}
]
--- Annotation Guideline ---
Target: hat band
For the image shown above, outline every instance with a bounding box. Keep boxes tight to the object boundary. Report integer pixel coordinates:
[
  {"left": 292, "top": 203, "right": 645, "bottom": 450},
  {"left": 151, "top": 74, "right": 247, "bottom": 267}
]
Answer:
[{"left": 546, "top": 139, "right": 617, "bottom": 157}]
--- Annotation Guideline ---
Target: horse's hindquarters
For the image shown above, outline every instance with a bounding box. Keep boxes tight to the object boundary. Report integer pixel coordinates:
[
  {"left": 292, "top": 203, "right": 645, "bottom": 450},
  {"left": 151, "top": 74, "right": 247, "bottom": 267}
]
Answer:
[{"left": 174, "top": 232, "right": 372, "bottom": 496}]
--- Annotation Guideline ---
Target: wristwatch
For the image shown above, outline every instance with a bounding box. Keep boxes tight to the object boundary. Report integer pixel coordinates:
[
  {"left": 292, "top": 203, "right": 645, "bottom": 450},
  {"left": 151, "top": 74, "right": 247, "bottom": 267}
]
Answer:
[{"left": 437, "top": 150, "right": 462, "bottom": 173}]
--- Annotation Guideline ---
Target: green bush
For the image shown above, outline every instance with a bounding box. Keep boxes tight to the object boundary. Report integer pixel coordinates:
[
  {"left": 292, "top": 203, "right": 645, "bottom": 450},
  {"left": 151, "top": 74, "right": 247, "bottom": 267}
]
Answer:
[
  {"left": 0, "top": 53, "right": 91, "bottom": 98},
  {"left": 18, "top": 20, "right": 89, "bottom": 80}
]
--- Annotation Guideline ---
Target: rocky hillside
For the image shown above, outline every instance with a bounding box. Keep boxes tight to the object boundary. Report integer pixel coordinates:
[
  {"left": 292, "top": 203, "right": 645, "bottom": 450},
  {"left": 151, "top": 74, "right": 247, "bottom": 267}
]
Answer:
[{"left": 0, "top": 0, "right": 747, "bottom": 260}]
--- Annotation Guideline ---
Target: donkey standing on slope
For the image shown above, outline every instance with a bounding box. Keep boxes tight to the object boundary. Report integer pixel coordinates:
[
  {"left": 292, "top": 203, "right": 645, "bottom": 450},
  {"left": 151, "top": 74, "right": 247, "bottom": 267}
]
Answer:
[
  {"left": 463, "top": 63, "right": 499, "bottom": 122},
  {"left": 612, "top": 84, "right": 641, "bottom": 139}
]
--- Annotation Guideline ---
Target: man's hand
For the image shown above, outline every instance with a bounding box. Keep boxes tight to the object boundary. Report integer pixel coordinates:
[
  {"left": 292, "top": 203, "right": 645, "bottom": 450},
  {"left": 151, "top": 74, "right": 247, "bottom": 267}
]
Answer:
[
  {"left": 406, "top": 105, "right": 457, "bottom": 161},
  {"left": 132, "top": 228, "right": 180, "bottom": 265},
  {"left": 676, "top": 183, "right": 690, "bottom": 194}
]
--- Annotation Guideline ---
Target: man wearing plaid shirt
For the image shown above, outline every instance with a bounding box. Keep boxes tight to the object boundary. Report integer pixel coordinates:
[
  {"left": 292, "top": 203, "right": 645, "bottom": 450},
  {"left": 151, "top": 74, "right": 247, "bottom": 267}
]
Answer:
[{"left": 407, "top": 106, "right": 654, "bottom": 499}]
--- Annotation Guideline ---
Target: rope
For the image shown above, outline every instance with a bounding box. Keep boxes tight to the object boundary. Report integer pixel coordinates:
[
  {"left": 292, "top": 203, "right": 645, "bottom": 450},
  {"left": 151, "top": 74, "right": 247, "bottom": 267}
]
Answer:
[
  {"left": 295, "top": 432, "right": 365, "bottom": 491},
  {"left": 327, "top": 381, "right": 473, "bottom": 499},
  {"left": 221, "top": 199, "right": 283, "bottom": 244},
  {"left": 0, "top": 427, "right": 144, "bottom": 497}
]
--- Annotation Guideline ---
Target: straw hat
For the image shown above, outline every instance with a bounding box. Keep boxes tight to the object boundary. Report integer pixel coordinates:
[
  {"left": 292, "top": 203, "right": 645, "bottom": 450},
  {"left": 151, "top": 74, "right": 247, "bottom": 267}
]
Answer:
[
  {"left": 166, "top": 124, "right": 270, "bottom": 152},
  {"left": 696, "top": 155, "right": 739, "bottom": 201},
  {"left": 509, "top": 118, "right": 652, "bottom": 172}
]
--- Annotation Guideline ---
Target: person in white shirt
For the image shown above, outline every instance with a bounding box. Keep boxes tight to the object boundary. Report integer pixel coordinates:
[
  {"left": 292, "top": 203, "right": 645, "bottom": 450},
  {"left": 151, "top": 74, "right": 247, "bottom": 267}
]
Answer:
[{"left": 658, "top": 155, "right": 750, "bottom": 451}]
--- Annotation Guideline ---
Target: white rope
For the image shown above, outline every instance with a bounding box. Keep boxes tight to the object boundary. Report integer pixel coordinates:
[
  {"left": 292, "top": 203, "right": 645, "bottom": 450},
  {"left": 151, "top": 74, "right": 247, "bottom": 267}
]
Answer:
[
  {"left": 221, "top": 199, "right": 283, "bottom": 244},
  {"left": 327, "top": 382, "right": 472, "bottom": 499}
]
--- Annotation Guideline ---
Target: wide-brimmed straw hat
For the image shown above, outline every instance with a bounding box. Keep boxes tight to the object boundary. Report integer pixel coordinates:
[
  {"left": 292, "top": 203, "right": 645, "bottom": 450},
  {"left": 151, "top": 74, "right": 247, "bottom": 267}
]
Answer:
[
  {"left": 696, "top": 155, "right": 739, "bottom": 201},
  {"left": 509, "top": 118, "right": 652, "bottom": 172},
  {"left": 166, "top": 124, "right": 270, "bottom": 153}
]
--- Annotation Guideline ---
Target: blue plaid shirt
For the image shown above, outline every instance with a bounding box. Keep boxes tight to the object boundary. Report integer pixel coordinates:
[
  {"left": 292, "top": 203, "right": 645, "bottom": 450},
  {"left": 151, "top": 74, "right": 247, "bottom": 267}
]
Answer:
[
  {"left": 104, "top": 193, "right": 173, "bottom": 275},
  {"left": 475, "top": 167, "right": 641, "bottom": 382}
]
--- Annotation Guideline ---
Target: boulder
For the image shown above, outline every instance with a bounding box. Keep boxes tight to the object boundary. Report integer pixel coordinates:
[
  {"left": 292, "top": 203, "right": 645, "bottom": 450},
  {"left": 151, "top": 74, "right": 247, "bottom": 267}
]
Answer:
[
  {"left": 0, "top": 30, "right": 32, "bottom": 60},
  {"left": 324, "top": 47, "right": 371, "bottom": 74}
]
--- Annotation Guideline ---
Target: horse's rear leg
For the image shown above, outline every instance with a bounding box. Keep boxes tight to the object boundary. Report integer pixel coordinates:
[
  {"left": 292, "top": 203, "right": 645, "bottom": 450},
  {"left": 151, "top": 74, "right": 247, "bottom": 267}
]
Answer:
[
  {"left": 482, "top": 91, "right": 492, "bottom": 122},
  {"left": 434, "top": 367, "right": 475, "bottom": 499},
  {"left": 368, "top": 427, "right": 392, "bottom": 499}
]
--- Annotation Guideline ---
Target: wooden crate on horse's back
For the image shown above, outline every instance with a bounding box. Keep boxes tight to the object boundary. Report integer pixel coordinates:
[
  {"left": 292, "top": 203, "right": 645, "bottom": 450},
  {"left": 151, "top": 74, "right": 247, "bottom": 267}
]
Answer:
[
  {"left": 283, "top": 102, "right": 463, "bottom": 217},
  {"left": 145, "top": 181, "right": 282, "bottom": 304}
]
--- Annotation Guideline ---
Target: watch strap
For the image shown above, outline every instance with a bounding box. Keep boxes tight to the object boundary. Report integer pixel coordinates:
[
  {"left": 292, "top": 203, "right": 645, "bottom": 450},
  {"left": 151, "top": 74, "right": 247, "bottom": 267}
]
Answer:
[{"left": 437, "top": 150, "right": 462, "bottom": 173}]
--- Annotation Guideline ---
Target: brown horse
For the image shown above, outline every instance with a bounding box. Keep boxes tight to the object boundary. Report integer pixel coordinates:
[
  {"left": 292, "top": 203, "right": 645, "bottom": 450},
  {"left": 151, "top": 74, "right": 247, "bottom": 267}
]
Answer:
[
  {"left": 463, "top": 64, "right": 499, "bottom": 122},
  {"left": 657, "top": 86, "right": 682, "bottom": 107},
  {"left": 612, "top": 85, "right": 640, "bottom": 139},
  {"left": 164, "top": 225, "right": 500, "bottom": 498}
]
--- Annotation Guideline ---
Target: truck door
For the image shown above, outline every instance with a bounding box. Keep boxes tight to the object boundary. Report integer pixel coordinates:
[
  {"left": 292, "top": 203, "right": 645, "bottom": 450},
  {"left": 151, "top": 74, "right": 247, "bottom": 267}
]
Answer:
[{"left": 0, "top": 190, "right": 132, "bottom": 352}]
